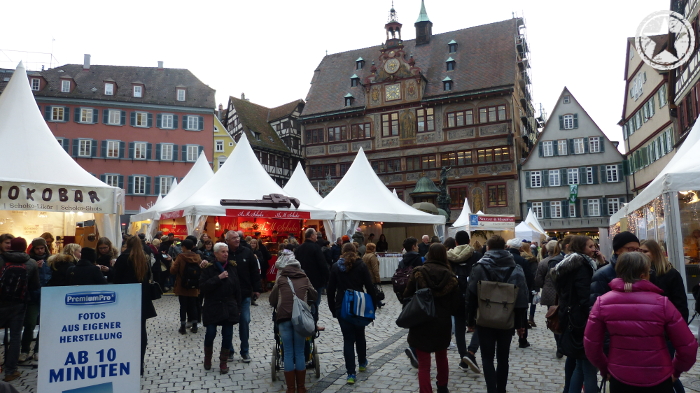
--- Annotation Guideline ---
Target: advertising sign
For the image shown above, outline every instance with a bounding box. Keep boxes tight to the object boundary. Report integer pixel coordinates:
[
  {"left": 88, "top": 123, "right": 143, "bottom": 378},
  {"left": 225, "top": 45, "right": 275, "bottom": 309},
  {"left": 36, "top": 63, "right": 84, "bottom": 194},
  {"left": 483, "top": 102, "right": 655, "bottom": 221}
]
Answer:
[
  {"left": 0, "top": 182, "right": 116, "bottom": 214},
  {"left": 226, "top": 209, "right": 311, "bottom": 220},
  {"left": 38, "top": 284, "right": 141, "bottom": 393},
  {"left": 469, "top": 214, "right": 515, "bottom": 230}
]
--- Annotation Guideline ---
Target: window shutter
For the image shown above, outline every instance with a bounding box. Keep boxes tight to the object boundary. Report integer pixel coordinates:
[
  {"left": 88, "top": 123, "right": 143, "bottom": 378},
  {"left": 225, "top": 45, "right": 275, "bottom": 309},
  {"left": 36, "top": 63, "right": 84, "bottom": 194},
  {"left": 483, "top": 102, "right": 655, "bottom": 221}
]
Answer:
[
  {"left": 181, "top": 145, "right": 188, "bottom": 161},
  {"left": 63, "top": 107, "right": 70, "bottom": 122},
  {"left": 538, "top": 142, "right": 543, "bottom": 157},
  {"left": 542, "top": 171, "right": 549, "bottom": 187},
  {"left": 147, "top": 113, "right": 153, "bottom": 128},
  {"left": 182, "top": 115, "right": 189, "bottom": 129},
  {"left": 582, "top": 199, "right": 588, "bottom": 217},
  {"left": 127, "top": 176, "right": 134, "bottom": 195},
  {"left": 559, "top": 115, "right": 564, "bottom": 130},
  {"left": 198, "top": 145, "right": 204, "bottom": 157},
  {"left": 544, "top": 201, "right": 551, "bottom": 219},
  {"left": 602, "top": 198, "right": 608, "bottom": 216},
  {"left": 120, "top": 111, "right": 126, "bottom": 126},
  {"left": 129, "top": 142, "right": 135, "bottom": 159},
  {"left": 560, "top": 169, "right": 567, "bottom": 186},
  {"left": 156, "top": 114, "right": 162, "bottom": 128},
  {"left": 622, "top": 160, "right": 630, "bottom": 176},
  {"left": 173, "top": 115, "right": 179, "bottom": 129},
  {"left": 579, "top": 167, "right": 585, "bottom": 183},
  {"left": 599, "top": 166, "right": 607, "bottom": 183},
  {"left": 617, "top": 164, "right": 623, "bottom": 181},
  {"left": 568, "top": 139, "right": 574, "bottom": 153},
  {"left": 591, "top": 167, "right": 598, "bottom": 184},
  {"left": 600, "top": 139, "right": 605, "bottom": 152},
  {"left": 146, "top": 143, "right": 152, "bottom": 160},
  {"left": 583, "top": 137, "right": 589, "bottom": 153},
  {"left": 145, "top": 177, "right": 152, "bottom": 195},
  {"left": 154, "top": 176, "right": 161, "bottom": 196},
  {"left": 119, "top": 142, "right": 126, "bottom": 158},
  {"left": 91, "top": 140, "right": 97, "bottom": 157},
  {"left": 44, "top": 106, "right": 51, "bottom": 120},
  {"left": 561, "top": 199, "right": 569, "bottom": 217},
  {"left": 102, "top": 109, "right": 109, "bottom": 124},
  {"left": 61, "top": 139, "right": 69, "bottom": 152},
  {"left": 100, "top": 141, "right": 107, "bottom": 158},
  {"left": 130, "top": 112, "right": 136, "bottom": 127},
  {"left": 100, "top": 174, "right": 105, "bottom": 183},
  {"left": 198, "top": 116, "right": 204, "bottom": 131},
  {"left": 573, "top": 114, "right": 579, "bottom": 128},
  {"left": 74, "top": 108, "right": 81, "bottom": 123},
  {"left": 527, "top": 202, "right": 532, "bottom": 212},
  {"left": 118, "top": 175, "right": 124, "bottom": 190},
  {"left": 620, "top": 196, "right": 626, "bottom": 204},
  {"left": 553, "top": 144, "right": 559, "bottom": 156},
  {"left": 172, "top": 145, "right": 179, "bottom": 162},
  {"left": 525, "top": 172, "right": 531, "bottom": 188},
  {"left": 72, "top": 139, "right": 79, "bottom": 157},
  {"left": 155, "top": 144, "right": 161, "bottom": 161},
  {"left": 92, "top": 109, "right": 99, "bottom": 124}
]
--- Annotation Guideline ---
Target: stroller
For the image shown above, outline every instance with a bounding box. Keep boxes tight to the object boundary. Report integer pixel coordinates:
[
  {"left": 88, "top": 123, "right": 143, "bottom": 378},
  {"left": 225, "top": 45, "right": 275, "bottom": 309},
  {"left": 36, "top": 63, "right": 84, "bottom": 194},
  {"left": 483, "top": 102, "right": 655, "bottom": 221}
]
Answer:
[{"left": 270, "top": 304, "right": 321, "bottom": 381}]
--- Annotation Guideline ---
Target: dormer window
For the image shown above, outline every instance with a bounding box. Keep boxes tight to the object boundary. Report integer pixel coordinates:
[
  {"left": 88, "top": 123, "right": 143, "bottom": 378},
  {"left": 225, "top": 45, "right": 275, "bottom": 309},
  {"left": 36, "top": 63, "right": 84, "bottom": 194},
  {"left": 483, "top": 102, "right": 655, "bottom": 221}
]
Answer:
[
  {"left": 104, "top": 82, "right": 114, "bottom": 95},
  {"left": 446, "top": 57, "right": 455, "bottom": 71},
  {"left": 133, "top": 85, "right": 143, "bottom": 98},
  {"left": 356, "top": 57, "right": 365, "bottom": 70},
  {"left": 448, "top": 40, "right": 458, "bottom": 53},
  {"left": 61, "top": 80, "right": 71, "bottom": 93},
  {"left": 344, "top": 93, "right": 354, "bottom": 107},
  {"left": 177, "top": 88, "right": 186, "bottom": 101},
  {"left": 30, "top": 78, "right": 40, "bottom": 91},
  {"left": 350, "top": 75, "right": 360, "bottom": 87},
  {"left": 443, "top": 77, "right": 453, "bottom": 91}
]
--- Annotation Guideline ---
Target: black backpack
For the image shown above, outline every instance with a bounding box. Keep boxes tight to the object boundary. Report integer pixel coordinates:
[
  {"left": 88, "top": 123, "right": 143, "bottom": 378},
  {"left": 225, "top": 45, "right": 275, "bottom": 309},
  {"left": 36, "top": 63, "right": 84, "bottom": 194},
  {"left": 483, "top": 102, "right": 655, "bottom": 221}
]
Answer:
[
  {"left": 0, "top": 262, "right": 28, "bottom": 303},
  {"left": 182, "top": 262, "right": 202, "bottom": 289},
  {"left": 392, "top": 265, "right": 413, "bottom": 303}
]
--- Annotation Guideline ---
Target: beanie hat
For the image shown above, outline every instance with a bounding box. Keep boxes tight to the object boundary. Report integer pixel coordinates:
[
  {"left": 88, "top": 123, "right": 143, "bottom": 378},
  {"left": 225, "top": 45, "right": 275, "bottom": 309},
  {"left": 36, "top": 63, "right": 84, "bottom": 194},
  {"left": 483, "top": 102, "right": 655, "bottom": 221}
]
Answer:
[
  {"left": 612, "top": 231, "right": 640, "bottom": 252},
  {"left": 10, "top": 237, "right": 27, "bottom": 252},
  {"left": 81, "top": 247, "right": 97, "bottom": 263},
  {"left": 32, "top": 237, "right": 48, "bottom": 249},
  {"left": 275, "top": 249, "right": 301, "bottom": 270},
  {"left": 341, "top": 235, "right": 350, "bottom": 243}
]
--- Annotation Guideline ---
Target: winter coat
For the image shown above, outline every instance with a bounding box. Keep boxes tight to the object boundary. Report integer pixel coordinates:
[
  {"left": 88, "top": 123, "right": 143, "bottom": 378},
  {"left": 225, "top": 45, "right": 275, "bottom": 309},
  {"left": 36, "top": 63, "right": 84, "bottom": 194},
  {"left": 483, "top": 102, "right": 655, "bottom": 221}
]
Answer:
[
  {"left": 113, "top": 248, "right": 157, "bottom": 320},
  {"left": 199, "top": 260, "right": 242, "bottom": 326},
  {"left": 552, "top": 252, "right": 597, "bottom": 359},
  {"left": 228, "top": 245, "right": 261, "bottom": 299},
  {"left": 418, "top": 242, "right": 430, "bottom": 257},
  {"left": 466, "top": 249, "right": 529, "bottom": 329},
  {"left": 584, "top": 278, "right": 698, "bottom": 387},
  {"left": 650, "top": 266, "right": 689, "bottom": 323},
  {"left": 362, "top": 252, "right": 381, "bottom": 284},
  {"left": 447, "top": 244, "right": 478, "bottom": 289},
  {"left": 589, "top": 253, "right": 619, "bottom": 311},
  {"left": 400, "top": 251, "right": 423, "bottom": 269},
  {"left": 508, "top": 248, "right": 535, "bottom": 295},
  {"left": 534, "top": 254, "right": 563, "bottom": 306},
  {"left": 95, "top": 252, "right": 115, "bottom": 283},
  {"left": 68, "top": 259, "right": 107, "bottom": 285},
  {"left": 404, "top": 260, "right": 460, "bottom": 353},
  {"left": 327, "top": 258, "right": 376, "bottom": 317},
  {"left": 331, "top": 243, "right": 342, "bottom": 262},
  {"left": 269, "top": 264, "right": 318, "bottom": 322},
  {"left": 376, "top": 240, "right": 389, "bottom": 253},
  {"left": 170, "top": 251, "right": 202, "bottom": 297},
  {"left": 352, "top": 231, "right": 365, "bottom": 245},
  {"left": 28, "top": 249, "right": 51, "bottom": 287},
  {"left": 294, "top": 240, "right": 329, "bottom": 290},
  {"left": 199, "top": 248, "right": 215, "bottom": 263},
  {"left": 0, "top": 251, "right": 40, "bottom": 306},
  {"left": 47, "top": 254, "right": 76, "bottom": 287}
]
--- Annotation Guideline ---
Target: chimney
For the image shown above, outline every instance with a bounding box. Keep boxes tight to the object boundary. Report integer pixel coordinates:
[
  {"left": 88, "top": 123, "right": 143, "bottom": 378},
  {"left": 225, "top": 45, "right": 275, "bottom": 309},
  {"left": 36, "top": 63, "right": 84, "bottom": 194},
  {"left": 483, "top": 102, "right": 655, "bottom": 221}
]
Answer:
[
  {"left": 83, "top": 54, "right": 91, "bottom": 70},
  {"left": 612, "top": 141, "right": 620, "bottom": 149},
  {"left": 241, "top": 92, "right": 246, "bottom": 100},
  {"left": 157, "top": 61, "right": 164, "bottom": 70}
]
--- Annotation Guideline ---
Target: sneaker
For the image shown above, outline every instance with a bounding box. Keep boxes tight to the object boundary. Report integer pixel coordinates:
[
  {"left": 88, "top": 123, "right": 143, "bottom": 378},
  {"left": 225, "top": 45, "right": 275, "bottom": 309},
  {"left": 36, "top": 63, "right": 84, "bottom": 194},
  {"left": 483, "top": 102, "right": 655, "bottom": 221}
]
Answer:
[
  {"left": 359, "top": 362, "right": 367, "bottom": 372},
  {"left": 241, "top": 353, "right": 251, "bottom": 363},
  {"left": 346, "top": 374, "right": 356, "bottom": 384},
  {"left": 190, "top": 324, "right": 198, "bottom": 333},
  {"left": 458, "top": 361, "right": 470, "bottom": 372},
  {"left": 18, "top": 353, "right": 29, "bottom": 363},
  {"left": 3, "top": 370, "right": 20, "bottom": 382},
  {"left": 405, "top": 348, "right": 418, "bottom": 369},
  {"left": 462, "top": 353, "right": 481, "bottom": 374}
]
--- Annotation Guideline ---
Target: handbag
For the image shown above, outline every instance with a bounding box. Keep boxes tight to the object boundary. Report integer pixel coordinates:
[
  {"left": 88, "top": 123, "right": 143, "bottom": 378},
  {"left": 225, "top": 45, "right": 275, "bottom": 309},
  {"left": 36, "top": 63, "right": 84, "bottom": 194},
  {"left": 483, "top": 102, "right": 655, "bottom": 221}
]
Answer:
[
  {"left": 149, "top": 281, "right": 163, "bottom": 300},
  {"left": 340, "top": 289, "right": 375, "bottom": 327},
  {"left": 545, "top": 305, "right": 561, "bottom": 334},
  {"left": 395, "top": 287, "right": 436, "bottom": 328},
  {"left": 374, "top": 284, "right": 385, "bottom": 302},
  {"left": 287, "top": 277, "right": 315, "bottom": 337}
]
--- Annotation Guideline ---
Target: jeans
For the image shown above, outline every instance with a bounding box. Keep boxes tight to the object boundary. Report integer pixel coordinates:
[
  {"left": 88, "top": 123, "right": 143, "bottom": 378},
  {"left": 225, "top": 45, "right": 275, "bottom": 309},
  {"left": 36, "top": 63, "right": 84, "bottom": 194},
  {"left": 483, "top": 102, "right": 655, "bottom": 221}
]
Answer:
[
  {"left": 338, "top": 317, "right": 367, "bottom": 375},
  {"left": 239, "top": 297, "right": 251, "bottom": 355},
  {"left": 454, "top": 314, "right": 467, "bottom": 357},
  {"left": 205, "top": 324, "right": 234, "bottom": 350},
  {"left": 667, "top": 340, "right": 686, "bottom": 393},
  {"left": 529, "top": 303, "right": 537, "bottom": 319},
  {"left": 416, "top": 349, "right": 448, "bottom": 392},
  {"left": 569, "top": 357, "right": 598, "bottom": 393},
  {"left": 468, "top": 329, "right": 480, "bottom": 354},
  {"left": 477, "top": 326, "right": 512, "bottom": 393},
  {"left": 1, "top": 304, "right": 26, "bottom": 375},
  {"left": 563, "top": 355, "right": 576, "bottom": 393},
  {"left": 278, "top": 320, "right": 306, "bottom": 372},
  {"left": 610, "top": 376, "right": 673, "bottom": 393},
  {"left": 178, "top": 295, "right": 198, "bottom": 323},
  {"left": 21, "top": 302, "right": 40, "bottom": 353}
]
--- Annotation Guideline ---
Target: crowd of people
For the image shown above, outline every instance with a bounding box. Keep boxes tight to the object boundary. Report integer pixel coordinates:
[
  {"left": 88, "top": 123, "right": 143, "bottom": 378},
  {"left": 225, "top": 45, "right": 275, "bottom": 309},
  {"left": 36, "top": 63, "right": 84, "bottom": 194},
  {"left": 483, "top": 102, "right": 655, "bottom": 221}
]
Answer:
[{"left": 1, "top": 227, "right": 698, "bottom": 393}]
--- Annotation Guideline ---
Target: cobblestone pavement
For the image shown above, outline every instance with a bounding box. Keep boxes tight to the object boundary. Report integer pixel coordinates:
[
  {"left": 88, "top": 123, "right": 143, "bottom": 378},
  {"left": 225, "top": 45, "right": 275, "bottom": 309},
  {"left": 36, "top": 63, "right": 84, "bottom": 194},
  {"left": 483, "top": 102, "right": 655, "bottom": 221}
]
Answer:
[{"left": 7, "top": 284, "right": 700, "bottom": 392}]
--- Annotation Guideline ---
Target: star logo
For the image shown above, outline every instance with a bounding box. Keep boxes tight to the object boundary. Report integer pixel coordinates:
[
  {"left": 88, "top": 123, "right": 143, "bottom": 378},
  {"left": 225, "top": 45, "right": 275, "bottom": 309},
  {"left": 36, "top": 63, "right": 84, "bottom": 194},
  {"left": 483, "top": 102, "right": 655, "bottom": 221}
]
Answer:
[{"left": 635, "top": 11, "right": 695, "bottom": 71}]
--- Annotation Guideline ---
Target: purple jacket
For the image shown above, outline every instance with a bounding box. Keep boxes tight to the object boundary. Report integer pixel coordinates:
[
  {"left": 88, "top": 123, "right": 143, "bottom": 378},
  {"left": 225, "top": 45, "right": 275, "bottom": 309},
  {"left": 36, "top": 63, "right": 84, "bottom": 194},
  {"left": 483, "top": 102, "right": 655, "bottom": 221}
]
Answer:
[{"left": 584, "top": 278, "right": 697, "bottom": 387}]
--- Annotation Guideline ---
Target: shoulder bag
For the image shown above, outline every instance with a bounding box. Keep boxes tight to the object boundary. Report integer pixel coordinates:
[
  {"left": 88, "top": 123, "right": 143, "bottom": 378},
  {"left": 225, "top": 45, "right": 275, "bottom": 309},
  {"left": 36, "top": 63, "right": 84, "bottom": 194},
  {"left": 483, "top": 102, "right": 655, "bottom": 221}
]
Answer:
[
  {"left": 287, "top": 277, "right": 315, "bottom": 337},
  {"left": 395, "top": 287, "right": 436, "bottom": 328}
]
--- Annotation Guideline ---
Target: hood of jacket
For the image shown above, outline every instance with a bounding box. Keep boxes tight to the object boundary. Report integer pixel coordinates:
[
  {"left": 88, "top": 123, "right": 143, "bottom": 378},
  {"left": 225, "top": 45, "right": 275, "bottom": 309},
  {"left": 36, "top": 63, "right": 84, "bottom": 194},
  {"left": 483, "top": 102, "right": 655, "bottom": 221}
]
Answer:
[
  {"left": 447, "top": 244, "right": 474, "bottom": 263},
  {"left": 479, "top": 249, "right": 515, "bottom": 267},
  {"left": 609, "top": 278, "right": 663, "bottom": 294},
  {"left": 552, "top": 252, "right": 597, "bottom": 282},
  {"left": 179, "top": 251, "right": 202, "bottom": 264},
  {"left": 49, "top": 254, "right": 75, "bottom": 270},
  {"left": 413, "top": 260, "right": 458, "bottom": 297},
  {"left": 279, "top": 264, "right": 307, "bottom": 279},
  {"left": 2, "top": 251, "right": 30, "bottom": 264},
  {"left": 402, "top": 251, "right": 422, "bottom": 266}
]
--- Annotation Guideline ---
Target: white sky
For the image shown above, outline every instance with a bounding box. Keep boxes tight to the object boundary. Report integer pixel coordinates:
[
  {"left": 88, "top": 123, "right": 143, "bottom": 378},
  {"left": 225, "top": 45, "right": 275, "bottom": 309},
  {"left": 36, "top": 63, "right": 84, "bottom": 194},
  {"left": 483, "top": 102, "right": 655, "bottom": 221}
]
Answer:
[{"left": 1, "top": 0, "right": 669, "bottom": 151}]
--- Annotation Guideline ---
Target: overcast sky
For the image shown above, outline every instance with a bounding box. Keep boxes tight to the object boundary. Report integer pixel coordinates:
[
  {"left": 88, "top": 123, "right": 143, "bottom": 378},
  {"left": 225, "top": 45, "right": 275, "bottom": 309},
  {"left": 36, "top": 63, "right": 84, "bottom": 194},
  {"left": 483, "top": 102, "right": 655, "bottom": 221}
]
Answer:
[{"left": 1, "top": 0, "right": 669, "bottom": 151}]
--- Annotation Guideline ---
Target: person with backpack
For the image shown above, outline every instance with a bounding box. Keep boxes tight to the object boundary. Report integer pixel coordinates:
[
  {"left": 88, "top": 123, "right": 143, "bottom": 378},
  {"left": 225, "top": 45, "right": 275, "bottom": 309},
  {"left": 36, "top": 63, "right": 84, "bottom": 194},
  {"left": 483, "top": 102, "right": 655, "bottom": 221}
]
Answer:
[
  {"left": 171, "top": 239, "right": 202, "bottom": 334},
  {"left": 0, "top": 237, "right": 40, "bottom": 382},
  {"left": 447, "top": 231, "right": 482, "bottom": 374},
  {"left": 67, "top": 247, "right": 107, "bottom": 286},
  {"left": 466, "top": 235, "right": 529, "bottom": 393},
  {"left": 404, "top": 243, "right": 461, "bottom": 393},
  {"left": 327, "top": 242, "right": 376, "bottom": 385}
]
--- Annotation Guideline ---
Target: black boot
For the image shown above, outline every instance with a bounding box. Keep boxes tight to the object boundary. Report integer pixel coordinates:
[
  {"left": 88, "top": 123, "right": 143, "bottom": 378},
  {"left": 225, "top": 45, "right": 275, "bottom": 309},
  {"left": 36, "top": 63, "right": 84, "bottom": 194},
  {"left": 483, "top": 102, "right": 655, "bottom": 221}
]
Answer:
[
  {"left": 191, "top": 322, "right": 198, "bottom": 333},
  {"left": 178, "top": 323, "right": 187, "bottom": 334},
  {"left": 437, "top": 382, "right": 449, "bottom": 393}
]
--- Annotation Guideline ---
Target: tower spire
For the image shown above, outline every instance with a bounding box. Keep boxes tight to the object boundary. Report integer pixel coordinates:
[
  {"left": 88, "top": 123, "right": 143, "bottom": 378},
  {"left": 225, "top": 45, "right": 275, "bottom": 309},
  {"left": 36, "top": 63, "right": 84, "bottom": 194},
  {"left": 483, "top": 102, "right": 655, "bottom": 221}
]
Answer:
[
  {"left": 416, "top": 0, "right": 430, "bottom": 23},
  {"left": 414, "top": 0, "right": 433, "bottom": 45}
]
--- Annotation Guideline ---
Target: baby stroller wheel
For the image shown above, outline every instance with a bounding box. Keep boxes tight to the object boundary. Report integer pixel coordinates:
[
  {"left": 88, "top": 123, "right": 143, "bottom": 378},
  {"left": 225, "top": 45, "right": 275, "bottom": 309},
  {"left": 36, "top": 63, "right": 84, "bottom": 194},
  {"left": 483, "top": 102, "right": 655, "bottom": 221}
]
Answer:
[
  {"left": 313, "top": 343, "right": 320, "bottom": 378},
  {"left": 271, "top": 345, "right": 279, "bottom": 381}
]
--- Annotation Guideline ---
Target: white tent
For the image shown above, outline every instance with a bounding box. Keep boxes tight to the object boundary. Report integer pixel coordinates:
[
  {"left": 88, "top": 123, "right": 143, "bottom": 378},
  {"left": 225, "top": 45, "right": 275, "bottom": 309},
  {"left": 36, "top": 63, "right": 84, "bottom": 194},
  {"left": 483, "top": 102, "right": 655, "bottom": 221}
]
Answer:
[
  {"left": 283, "top": 162, "right": 324, "bottom": 207},
  {"left": 392, "top": 189, "right": 399, "bottom": 198},
  {"left": 0, "top": 62, "right": 124, "bottom": 246},
  {"left": 524, "top": 208, "right": 546, "bottom": 236},
  {"left": 162, "top": 134, "right": 335, "bottom": 236},
  {"left": 447, "top": 198, "right": 471, "bottom": 236},
  {"left": 316, "top": 148, "right": 445, "bottom": 238},
  {"left": 515, "top": 222, "right": 542, "bottom": 242}
]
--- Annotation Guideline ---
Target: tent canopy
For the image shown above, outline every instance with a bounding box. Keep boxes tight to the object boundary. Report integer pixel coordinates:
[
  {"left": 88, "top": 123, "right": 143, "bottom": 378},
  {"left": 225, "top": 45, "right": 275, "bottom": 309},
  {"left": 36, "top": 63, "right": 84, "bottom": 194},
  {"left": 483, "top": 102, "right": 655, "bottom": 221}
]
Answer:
[
  {"left": 515, "top": 221, "right": 541, "bottom": 242},
  {"left": 282, "top": 162, "right": 324, "bottom": 207},
  {"left": 164, "top": 134, "right": 335, "bottom": 219},
  {"left": 524, "top": 208, "right": 546, "bottom": 235},
  {"left": 316, "top": 148, "right": 445, "bottom": 224}
]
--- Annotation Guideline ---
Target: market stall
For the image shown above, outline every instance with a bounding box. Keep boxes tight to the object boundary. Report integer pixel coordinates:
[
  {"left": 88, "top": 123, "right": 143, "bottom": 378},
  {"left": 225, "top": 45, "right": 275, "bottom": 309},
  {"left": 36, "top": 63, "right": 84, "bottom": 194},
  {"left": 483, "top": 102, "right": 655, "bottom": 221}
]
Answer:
[
  {"left": 515, "top": 208, "right": 546, "bottom": 242},
  {"left": 0, "top": 62, "right": 124, "bottom": 248},
  {"left": 282, "top": 162, "right": 332, "bottom": 241},
  {"left": 447, "top": 198, "right": 515, "bottom": 245}
]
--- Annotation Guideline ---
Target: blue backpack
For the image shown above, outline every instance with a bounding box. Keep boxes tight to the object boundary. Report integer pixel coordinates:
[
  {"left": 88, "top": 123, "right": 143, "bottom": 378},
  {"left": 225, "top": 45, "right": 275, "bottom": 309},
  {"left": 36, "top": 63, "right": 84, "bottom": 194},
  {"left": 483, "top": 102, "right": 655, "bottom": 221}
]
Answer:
[{"left": 340, "top": 289, "right": 375, "bottom": 326}]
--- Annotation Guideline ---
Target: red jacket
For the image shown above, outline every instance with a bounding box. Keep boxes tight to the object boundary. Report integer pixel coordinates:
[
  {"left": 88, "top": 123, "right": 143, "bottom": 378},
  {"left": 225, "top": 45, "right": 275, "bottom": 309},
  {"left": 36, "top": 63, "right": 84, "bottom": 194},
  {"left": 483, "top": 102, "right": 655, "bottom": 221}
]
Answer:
[{"left": 584, "top": 278, "right": 697, "bottom": 387}]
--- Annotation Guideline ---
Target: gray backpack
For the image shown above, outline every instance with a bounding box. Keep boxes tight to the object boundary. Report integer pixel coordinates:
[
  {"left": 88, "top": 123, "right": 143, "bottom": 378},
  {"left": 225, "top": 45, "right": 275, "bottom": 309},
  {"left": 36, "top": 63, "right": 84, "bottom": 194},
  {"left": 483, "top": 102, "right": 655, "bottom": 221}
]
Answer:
[{"left": 476, "top": 265, "right": 518, "bottom": 329}]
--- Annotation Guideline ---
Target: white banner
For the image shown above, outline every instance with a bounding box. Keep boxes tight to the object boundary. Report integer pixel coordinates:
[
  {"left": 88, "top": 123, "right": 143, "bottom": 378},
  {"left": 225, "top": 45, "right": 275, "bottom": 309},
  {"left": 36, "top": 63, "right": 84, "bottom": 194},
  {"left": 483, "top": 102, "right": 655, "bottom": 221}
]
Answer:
[
  {"left": 469, "top": 214, "right": 516, "bottom": 230},
  {"left": 0, "top": 182, "right": 117, "bottom": 214},
  {"left": 38, "top": 284, "right": 141, "bottom": 393}
]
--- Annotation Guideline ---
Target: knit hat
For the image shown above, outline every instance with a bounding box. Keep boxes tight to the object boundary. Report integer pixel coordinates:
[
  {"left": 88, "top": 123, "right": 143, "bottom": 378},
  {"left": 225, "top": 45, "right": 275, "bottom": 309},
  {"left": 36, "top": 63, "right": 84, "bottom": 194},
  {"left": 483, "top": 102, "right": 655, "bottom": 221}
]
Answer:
[
  {"left": 341, "top": 235, "right": 350, "bottom": 243},
  {"left": 275, "top": 249, "right": 301, "bottom": 270},
  {"left": 612, "top": 231, "right": 640, "bottom": 252},
  {"left": 81, "top": 247, "right": 97, "bottom": 263},
  {"left": 10, "top": 237, "right": 27, "bottom": 252},
  {"left": 31, "top": 237, "right": 48, "bottom": 249}
]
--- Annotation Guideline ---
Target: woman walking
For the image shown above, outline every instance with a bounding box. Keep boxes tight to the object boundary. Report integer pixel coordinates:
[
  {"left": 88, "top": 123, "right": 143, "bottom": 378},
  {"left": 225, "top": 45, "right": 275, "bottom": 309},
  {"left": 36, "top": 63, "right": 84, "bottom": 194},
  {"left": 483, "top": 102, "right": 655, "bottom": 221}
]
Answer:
[
  {"left": 327, "top": 243, "right": 376, "bottom": 384},
  {"left": 403, "top": 243, "right": 460, "bottom": 393},
  {"left": 269, "top": 252, "right": 317, "bottom": 393},
  {"left": 170, "top": 239, "right": 202, "bottom": 334},
  {"left": 584, "top": 252, "right": 697, "bottom": 392},
  {"left": 113, "top": 236, "right": 157, "bottom": 376}
]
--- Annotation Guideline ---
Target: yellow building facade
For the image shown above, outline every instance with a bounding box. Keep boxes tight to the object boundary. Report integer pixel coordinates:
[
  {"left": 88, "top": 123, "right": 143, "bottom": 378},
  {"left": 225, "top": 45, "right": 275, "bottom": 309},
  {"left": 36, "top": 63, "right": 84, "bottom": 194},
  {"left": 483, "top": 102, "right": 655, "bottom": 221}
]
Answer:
[{"left": 213, "top": 115, "right": 236, "bottom": 172}]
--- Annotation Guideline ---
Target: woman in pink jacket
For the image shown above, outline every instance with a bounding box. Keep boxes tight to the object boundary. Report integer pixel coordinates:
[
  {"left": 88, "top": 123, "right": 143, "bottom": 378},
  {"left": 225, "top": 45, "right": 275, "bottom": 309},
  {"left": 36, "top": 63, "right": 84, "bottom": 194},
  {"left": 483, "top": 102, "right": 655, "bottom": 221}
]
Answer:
[{"left": 584, "top": 252, "right": 697, "bottom": 392}]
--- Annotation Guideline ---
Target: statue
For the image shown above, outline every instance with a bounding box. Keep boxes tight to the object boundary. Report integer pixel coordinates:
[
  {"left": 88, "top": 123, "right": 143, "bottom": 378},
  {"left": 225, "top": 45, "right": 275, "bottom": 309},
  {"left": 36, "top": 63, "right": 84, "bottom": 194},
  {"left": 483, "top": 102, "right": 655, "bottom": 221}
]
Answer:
[
  {"left": 437, "top": 166, "right": 452, "bottom": 220},
  {"left": 400, "top": 110, "right": 416, "bottom": 140}
]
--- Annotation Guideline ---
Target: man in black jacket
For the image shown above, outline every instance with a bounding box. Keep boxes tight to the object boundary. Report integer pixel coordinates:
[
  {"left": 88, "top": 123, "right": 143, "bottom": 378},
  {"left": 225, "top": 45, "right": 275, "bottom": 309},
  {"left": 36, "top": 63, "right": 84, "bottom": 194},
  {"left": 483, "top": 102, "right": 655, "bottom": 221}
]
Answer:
[
  {"left": 295, "top": 229, "right": 329, "bottom": 313},
  {"left": 417, "top": 235, "right": 430, "bottom": 256},
  {"left": 225, "top": 231, "right": 260, "bottom": 363},
  {"left": 506, "top": 238, "right": 535, "bottom": 348}
]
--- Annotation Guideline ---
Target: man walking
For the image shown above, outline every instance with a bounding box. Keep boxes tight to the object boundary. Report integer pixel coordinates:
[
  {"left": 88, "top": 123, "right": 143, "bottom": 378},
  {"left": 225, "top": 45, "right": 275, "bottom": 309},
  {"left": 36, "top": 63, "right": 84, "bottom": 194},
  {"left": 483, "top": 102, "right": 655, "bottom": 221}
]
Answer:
[{"left": 295, "top": 228, "right": 329, "bottom": 328}]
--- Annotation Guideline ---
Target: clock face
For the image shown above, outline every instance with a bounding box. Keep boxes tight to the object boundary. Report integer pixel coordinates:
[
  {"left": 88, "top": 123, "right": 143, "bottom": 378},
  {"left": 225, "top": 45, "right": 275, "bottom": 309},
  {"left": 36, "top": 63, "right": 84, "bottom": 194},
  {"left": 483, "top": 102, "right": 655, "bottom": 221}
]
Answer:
[
  {"left": 384, "top": 58, "right": 400, "bottom": 74},
  {"left": 385, "top": 83, "right": 401, "bottom": 101}
]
